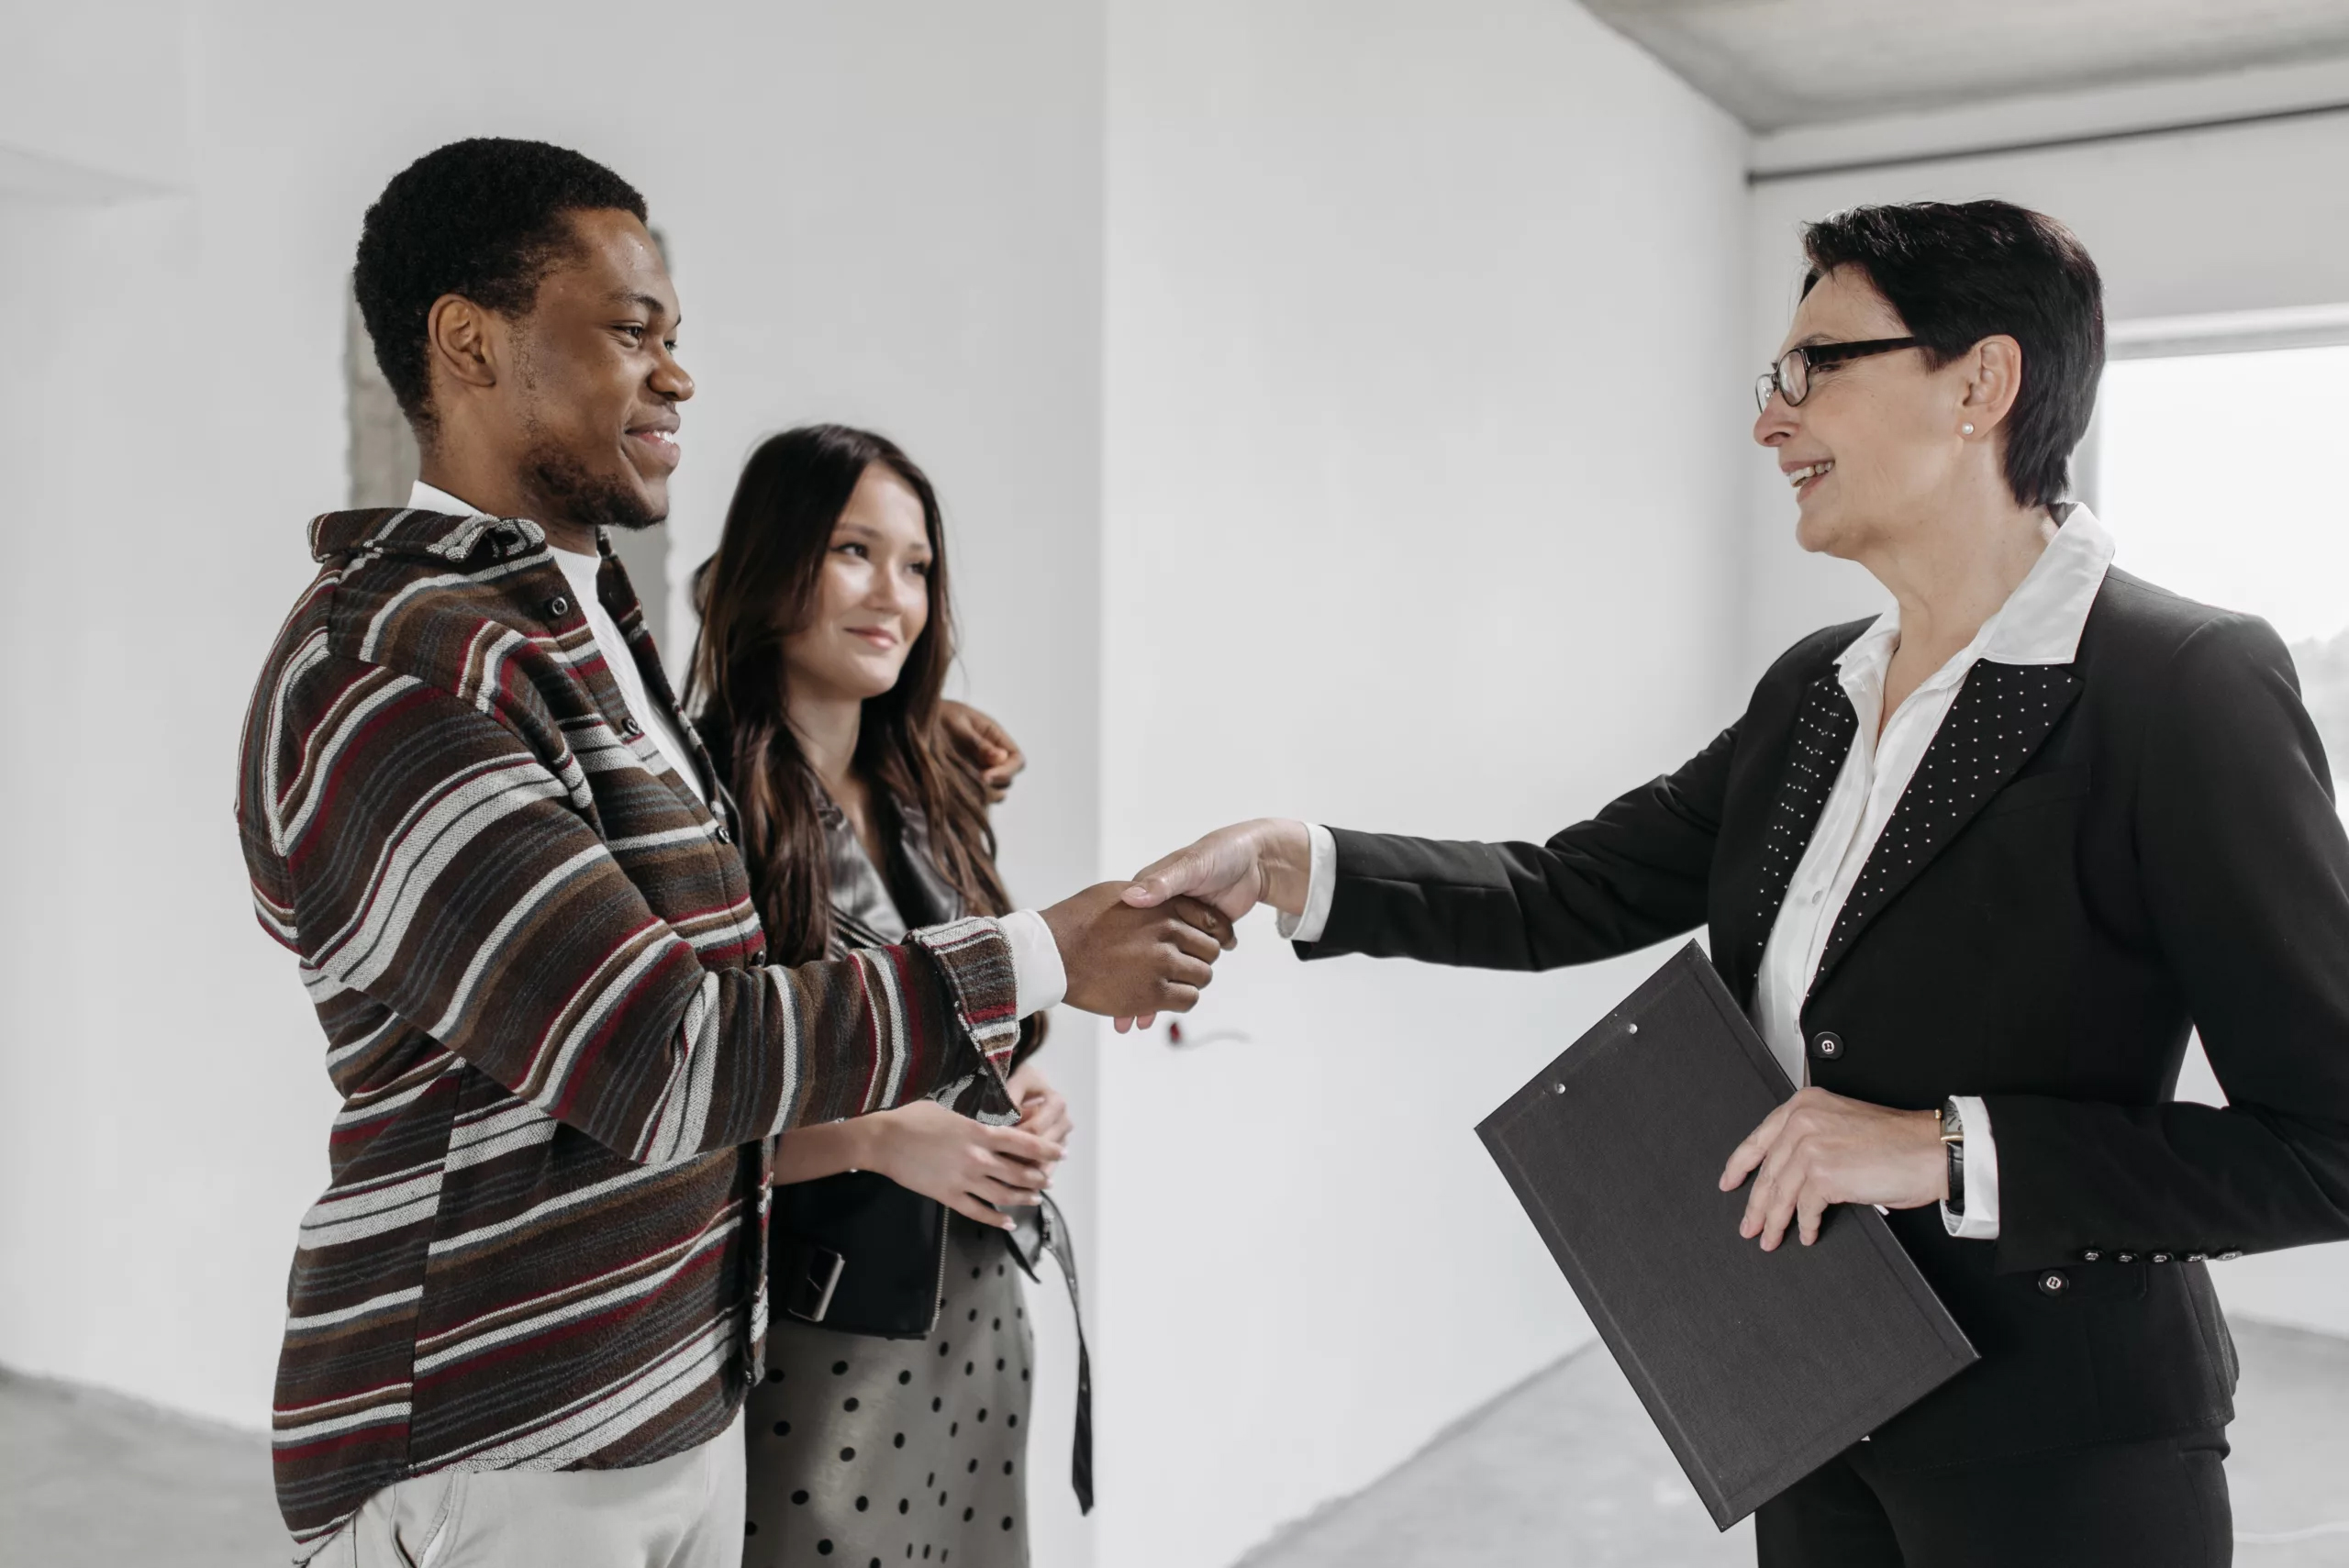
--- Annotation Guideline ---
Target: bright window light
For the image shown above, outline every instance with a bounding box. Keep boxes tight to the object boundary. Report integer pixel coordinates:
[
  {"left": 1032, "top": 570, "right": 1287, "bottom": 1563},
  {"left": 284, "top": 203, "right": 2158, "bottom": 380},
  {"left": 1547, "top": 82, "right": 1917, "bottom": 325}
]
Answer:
[
  {"left": 2098, "top": 339, "right": 2349, "bottom": 1297},
  {"left": 2098, "top": 342, "right": 2349, "bottom": 784}
]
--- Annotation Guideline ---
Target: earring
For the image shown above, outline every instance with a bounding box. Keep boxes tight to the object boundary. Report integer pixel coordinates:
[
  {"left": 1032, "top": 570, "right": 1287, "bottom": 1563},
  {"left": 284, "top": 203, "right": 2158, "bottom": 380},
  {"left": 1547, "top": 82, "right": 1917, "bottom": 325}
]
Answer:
[{"left": 1961, "top": 423, "right": 1976, "bottom": 436}]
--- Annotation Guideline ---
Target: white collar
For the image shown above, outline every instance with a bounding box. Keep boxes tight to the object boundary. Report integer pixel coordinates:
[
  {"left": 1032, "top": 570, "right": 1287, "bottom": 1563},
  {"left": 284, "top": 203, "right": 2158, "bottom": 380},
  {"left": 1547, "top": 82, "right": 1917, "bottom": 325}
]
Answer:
[
  {"left": 1837, "top": 505, "right": 2115, "bottom": 684},
  {"left": 407, "top": 479, "right": 488, "bottom": 519}
]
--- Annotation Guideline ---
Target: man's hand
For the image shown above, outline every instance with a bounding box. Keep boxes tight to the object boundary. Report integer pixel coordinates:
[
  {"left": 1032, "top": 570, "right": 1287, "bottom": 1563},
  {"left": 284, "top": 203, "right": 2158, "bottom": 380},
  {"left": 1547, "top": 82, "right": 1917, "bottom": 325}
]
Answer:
[
  {"left": 1718, "top": 1087, "right": 1948, "bottom": 1251},
  {"left": 940, "top": 700, "right": 1027, "bottom": 804},
  {"left": 1120, "top": 818, "right": 1314, "bottom": 923},
  {"left": 1042, "top": 881, "right": 1235, "bottom": 1021}
]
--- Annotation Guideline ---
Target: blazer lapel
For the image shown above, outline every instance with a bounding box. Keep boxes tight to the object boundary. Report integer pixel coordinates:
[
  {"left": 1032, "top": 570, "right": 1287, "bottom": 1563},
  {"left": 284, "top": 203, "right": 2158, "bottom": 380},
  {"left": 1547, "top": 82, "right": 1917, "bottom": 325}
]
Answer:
[
  {"left": 1734, "top": 673, "right": 1858, "bottom": 993},
  {"left": 1811, "top": 660, "right": 2081, "bottom": 987}
]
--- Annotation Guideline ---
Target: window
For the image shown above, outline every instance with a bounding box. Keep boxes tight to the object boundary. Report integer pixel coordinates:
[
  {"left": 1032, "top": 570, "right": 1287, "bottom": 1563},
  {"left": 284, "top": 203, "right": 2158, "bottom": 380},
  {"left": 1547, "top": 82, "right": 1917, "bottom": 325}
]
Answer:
[
  {"left": 2095, "top": 335, "right": 2349, "bottom": 1118},
  {"left": 2096, "top": 339, "right": 2349, "bottom": 789},
  {"left": 2095, "top": 331, "right": 2349, "bottom": 1334}
]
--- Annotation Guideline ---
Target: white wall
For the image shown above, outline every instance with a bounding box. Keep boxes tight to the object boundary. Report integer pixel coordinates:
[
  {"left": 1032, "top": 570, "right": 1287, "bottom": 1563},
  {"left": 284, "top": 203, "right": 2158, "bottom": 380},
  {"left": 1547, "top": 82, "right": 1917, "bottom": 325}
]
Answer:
[
  {"left": 0, "top": 6, "right": 1106, "bottom": 1562},
  {"left": 1097, "top": 4, "right": 1749, "bottom": 1562},
  {"left": 1741, "top": 113, "right": 2349, "bottom": 1338},
  {"left": 0, "top": 2, "right": 188, "bottom": 195}
]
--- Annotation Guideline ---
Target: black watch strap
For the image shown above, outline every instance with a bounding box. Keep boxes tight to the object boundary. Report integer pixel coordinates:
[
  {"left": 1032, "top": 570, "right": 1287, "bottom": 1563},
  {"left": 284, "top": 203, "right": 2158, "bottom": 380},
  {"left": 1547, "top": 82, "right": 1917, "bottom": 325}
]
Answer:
[{"left": 1941, "top": 1097, "right": 1965, "bottom": 1215}]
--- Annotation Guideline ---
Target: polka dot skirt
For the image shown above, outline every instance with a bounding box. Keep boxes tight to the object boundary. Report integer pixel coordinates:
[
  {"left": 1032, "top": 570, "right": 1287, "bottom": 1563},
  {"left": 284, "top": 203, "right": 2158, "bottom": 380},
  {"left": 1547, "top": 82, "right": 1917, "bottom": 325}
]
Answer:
[{"left": 744, "top": 1217, "right": 1034, "bottom": 1568}]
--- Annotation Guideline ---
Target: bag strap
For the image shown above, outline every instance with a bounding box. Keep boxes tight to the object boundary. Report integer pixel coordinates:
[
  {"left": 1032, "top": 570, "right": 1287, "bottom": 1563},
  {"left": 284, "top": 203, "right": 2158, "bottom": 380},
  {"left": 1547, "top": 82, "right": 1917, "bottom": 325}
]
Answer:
[{"left": 1007, "top": 1193, "right": 1093, "bottom": 1514}]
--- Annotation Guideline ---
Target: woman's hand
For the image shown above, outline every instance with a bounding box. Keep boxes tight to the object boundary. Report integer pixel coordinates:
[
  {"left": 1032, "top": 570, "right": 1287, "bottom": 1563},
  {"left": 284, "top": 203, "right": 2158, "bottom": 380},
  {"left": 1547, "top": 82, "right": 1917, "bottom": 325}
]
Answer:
[
  {"left": 1006, "top": 1060, "right": 1073, "bottom": 1150},
  {"left": 1123, "top": 817, "right": 1314, "bottom": 924},
  {"left": 1718, "top": 1087, "right": 1947, "bottom": 1251},
  {"left": 864, "top": 1099, "right": 1063, "bottom": 1230},
  {"left": 939, "top": 700, "right": 1027, "bottom": 804}
]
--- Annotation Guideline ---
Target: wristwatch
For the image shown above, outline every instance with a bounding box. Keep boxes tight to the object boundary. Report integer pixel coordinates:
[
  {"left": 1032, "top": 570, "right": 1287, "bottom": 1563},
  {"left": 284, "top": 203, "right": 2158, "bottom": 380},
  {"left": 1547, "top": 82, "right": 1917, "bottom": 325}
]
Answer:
[{"left": 1940, "top": 1097, "right": 1965, "bottom": 1215}]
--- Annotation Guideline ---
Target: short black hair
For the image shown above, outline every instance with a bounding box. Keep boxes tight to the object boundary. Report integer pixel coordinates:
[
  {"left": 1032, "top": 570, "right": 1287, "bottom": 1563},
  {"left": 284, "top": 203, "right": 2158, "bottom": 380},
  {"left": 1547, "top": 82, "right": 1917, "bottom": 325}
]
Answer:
[
  {"left": 353, "top": 138, "right": 646, "bottom": 433},
  {"left": 1801, "top": 200, "right": 2103, "bottom": 510}
]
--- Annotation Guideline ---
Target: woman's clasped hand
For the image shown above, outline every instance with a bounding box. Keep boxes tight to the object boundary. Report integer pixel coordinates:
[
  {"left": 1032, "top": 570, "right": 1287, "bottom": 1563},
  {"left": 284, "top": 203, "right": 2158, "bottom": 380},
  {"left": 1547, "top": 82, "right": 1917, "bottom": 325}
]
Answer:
[{"left": 792, "top": 1059, "right": 1074, "bottom": 1231}]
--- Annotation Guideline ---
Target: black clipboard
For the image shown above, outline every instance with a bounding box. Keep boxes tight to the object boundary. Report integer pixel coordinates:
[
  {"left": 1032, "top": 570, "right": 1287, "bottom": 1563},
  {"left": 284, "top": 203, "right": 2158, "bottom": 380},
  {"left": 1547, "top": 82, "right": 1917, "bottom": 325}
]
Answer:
[{"left": 1477, "top": 942, "right": 1977, "bottom": 1529}]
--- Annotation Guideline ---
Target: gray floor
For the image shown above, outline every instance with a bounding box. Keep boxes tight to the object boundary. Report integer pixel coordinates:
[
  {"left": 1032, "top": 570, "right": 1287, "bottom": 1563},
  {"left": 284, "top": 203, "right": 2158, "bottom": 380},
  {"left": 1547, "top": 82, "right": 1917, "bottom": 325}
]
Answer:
[
  {"left": 1239, "top": 1318, "right": 2349, "bottom": 1568},
  {"left": 4, "top": 1321, "right": 2346, "bottom": 1566},
  {"left": 0, "top": 1365, "right": 283, "bottom": 1567}
]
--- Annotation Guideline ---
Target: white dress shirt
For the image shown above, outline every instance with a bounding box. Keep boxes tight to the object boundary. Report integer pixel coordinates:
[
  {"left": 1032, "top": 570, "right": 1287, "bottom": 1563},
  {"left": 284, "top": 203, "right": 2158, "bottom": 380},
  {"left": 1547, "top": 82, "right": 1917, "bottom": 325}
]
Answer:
[
  {"left": 403, "top": 482, "right": 1067, "bottom": 1017},
  {"left": 1286, "top": 506, "right": 2117, "bottom": 1241}
]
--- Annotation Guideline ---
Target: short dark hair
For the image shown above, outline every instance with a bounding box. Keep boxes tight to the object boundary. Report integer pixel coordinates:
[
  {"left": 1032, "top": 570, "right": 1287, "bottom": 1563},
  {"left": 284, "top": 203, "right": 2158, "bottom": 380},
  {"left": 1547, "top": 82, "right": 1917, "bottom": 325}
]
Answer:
[
  {"left": 1800, "top": 200, "right": 2103, "bottom": 510},
  {"left": 353, "top": 138, "right": 646, "bottom": 433}
]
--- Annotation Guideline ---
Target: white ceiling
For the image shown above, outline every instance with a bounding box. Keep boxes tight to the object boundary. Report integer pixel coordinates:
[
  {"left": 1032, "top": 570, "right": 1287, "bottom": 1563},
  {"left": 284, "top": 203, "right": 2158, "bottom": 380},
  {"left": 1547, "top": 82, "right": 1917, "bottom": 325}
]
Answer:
[{"left": 1582, "top": 0, "right": 2349, "bottom": 130}]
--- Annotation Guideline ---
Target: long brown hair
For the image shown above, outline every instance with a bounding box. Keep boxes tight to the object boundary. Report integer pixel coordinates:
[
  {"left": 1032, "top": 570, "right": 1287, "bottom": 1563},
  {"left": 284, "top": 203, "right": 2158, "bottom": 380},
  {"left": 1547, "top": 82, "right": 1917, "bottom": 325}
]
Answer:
[{"left": 687, "top": 425, "right": 1008, "bottom": 963}]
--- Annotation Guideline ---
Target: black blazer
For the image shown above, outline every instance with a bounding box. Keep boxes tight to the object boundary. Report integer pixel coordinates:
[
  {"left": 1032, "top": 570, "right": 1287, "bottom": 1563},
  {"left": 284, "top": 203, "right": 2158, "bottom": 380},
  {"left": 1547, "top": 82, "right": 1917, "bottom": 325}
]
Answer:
[{"left": 1301, "top": 569, "right": 2349, "bottom": 1470}]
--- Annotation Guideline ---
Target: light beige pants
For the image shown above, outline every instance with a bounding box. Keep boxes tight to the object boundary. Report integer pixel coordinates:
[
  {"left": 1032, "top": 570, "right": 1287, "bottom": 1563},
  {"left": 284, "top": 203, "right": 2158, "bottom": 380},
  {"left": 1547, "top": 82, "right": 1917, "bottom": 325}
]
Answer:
[{"left": 323, "top": 1411, "right": 746, "bottom": 1568}]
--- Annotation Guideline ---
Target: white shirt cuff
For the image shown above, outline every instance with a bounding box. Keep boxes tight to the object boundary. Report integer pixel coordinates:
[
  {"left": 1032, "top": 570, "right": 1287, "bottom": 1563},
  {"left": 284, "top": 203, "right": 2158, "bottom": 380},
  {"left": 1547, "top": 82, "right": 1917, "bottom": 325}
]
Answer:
[
  {"left": 1941, "top": 1095, "right": 2001, "bottom": 1240},
  {"left": 1275, "top": 822, "right": 1339, "bottom": 944},
  {"left": 999, "top": 909, "right": 1066, "bottom": 1018}
]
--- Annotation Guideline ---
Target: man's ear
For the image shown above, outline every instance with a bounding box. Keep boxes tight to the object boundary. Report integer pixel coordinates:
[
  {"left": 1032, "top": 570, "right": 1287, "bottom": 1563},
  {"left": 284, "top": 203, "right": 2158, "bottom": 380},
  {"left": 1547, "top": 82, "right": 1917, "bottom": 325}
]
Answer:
[{"left": 425, "top": 293, "right": 504, "bottom": 396}]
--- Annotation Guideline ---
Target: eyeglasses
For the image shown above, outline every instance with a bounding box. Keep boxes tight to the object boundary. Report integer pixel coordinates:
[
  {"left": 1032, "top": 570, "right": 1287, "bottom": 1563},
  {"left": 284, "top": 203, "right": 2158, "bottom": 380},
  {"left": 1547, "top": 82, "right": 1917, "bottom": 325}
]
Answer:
[{"left": 1754, "top": 338, "right": 1921, "bottom": 413}]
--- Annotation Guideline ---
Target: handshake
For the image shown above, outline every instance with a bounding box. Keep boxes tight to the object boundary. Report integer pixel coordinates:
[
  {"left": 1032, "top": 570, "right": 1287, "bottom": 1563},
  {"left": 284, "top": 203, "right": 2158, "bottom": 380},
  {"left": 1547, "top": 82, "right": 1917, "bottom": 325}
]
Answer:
[{"left": 1034, "top": 817, "right": 1312, "bottom": 1027}]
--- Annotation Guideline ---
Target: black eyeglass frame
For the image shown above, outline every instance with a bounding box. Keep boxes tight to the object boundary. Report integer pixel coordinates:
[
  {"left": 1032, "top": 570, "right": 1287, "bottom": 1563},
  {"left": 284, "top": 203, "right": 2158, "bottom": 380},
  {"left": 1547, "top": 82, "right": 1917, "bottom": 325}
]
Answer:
[{"left": 1754, "top": 337, "right": 1922, "bottom": 413}]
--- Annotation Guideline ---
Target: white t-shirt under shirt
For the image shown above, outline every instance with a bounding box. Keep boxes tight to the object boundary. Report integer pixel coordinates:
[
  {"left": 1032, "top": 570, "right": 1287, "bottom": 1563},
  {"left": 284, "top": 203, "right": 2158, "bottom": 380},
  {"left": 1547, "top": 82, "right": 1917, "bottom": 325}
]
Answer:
[
  {"left": 411, "top": 482, "right": 705, "bottom": 798},
  {"left": 550, "top": 540, "right": 708, "bottom": 801},
  {"left": 401, "top": 483, "right": 1066, "bottom": 1015}
]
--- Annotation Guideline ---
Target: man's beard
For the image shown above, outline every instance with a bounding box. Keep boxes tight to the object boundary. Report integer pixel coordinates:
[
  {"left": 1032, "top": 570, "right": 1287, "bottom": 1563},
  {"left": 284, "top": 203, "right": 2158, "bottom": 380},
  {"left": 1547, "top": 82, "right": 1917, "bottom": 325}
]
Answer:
[{"left": 522, "top": 439, "right": 664, "bottom": 533}]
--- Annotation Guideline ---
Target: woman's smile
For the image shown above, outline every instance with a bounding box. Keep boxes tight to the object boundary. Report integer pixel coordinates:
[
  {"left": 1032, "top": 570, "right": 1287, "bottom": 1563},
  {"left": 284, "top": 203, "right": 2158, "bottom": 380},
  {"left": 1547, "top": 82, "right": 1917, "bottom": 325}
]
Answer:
[{"left": 1786, "top": 459, "right": 1835, "bottom": 501}]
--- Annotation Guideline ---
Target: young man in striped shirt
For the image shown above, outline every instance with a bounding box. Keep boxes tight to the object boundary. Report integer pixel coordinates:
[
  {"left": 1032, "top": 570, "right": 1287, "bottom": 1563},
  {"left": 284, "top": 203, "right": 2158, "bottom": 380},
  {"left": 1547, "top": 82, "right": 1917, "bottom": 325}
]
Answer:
[{"left": 238, "top": 137, "right": 1227, "bottom": 1566}]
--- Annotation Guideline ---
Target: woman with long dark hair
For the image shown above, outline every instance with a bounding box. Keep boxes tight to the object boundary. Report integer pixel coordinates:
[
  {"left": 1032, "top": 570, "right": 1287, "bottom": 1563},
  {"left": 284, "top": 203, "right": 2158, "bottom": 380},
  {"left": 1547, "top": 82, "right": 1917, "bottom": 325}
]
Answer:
[{"left": 691, "top": 425, "right": 1073, "bottom": 1568}]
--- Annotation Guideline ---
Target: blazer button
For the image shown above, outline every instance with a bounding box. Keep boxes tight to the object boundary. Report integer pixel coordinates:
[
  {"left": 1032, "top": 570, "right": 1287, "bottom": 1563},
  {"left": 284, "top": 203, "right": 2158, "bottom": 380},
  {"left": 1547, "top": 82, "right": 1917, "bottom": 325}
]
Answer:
[
  {"left": 2116, "top": 1252, "right": 2136, "bottom": 1263},
  {"left": 714, "top": 823, "right": 733, "bottom": 844},
  {"left": 2079, "top": 1249, "right": 2101, "bottom": 1262},
  {"left": 2151, "top": 1253, "right": 2171, "bottom": 1264},
  {"left": 548, "top": 595, "right": 572, "bottom": 617},
  {"left": 2038, "top": 1271, "right": 2069, "bottom": 1296},
  {"left": 1808, "top": 1030, "right": 1844, "bottom": 1062},
  {"left": 2218, "top": 1251, "right": 2243, "bottom": 1262}
]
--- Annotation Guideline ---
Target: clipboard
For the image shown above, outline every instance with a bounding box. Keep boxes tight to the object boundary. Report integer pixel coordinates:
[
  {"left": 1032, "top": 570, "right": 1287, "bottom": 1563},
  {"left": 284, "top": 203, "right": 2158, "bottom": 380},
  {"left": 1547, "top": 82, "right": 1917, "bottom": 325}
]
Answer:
[{"left": 1477, "top": 942, "right": 1977, "bottom": 1529}]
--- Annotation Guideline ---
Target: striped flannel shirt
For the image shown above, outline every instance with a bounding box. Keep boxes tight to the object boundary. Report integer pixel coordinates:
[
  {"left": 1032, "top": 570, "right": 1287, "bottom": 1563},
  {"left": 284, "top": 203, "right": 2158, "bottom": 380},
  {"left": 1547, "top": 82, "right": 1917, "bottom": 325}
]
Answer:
[{"left": 236, "top": 507, "right": 1021, "bottom": 1561}]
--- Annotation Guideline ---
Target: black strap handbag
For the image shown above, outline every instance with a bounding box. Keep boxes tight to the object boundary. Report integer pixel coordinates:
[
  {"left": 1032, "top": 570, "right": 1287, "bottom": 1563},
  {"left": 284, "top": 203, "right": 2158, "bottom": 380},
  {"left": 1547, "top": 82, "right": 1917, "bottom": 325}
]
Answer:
[
  {"left": 771, "top": 1180, "right": 1094, "bottom": 1514},
  {"left": 772, "top": 1170, "right": 950, "bottom": 1339}
]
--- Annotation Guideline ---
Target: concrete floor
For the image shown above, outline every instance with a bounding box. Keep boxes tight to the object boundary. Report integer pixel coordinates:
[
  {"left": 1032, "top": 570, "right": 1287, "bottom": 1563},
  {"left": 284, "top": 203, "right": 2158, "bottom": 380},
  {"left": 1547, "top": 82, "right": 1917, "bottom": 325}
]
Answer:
[
  {"left": 3, "top": 1319, "right": 2345, "bottom": 1566},
  {"left": 0, "top": 1365, "right": 283, "bottom": 1567},
  {"left": 1239, "top": 1318, "right": 2349, "bottom": 1568}
]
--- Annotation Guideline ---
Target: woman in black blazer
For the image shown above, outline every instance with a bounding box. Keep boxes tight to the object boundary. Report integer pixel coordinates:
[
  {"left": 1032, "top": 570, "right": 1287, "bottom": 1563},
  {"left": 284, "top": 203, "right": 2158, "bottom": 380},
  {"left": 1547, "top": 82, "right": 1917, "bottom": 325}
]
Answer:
[{"left": 1121, "top": 201, "right": 2349, "bottom": 1566}]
